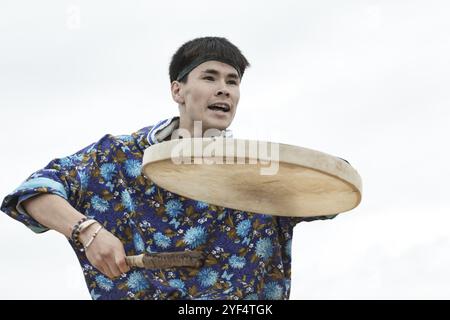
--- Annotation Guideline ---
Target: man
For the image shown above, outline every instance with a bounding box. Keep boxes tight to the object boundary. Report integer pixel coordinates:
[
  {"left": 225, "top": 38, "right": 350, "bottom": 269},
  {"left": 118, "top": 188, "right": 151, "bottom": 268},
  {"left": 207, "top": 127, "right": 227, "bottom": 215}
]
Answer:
[{"left": 1, "top": 37, "right": 333, "bottom": 300}]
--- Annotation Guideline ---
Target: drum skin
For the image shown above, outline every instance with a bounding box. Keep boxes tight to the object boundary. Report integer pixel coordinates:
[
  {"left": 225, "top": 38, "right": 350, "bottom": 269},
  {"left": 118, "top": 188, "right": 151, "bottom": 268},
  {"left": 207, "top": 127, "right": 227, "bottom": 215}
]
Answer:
[{"left": 142, "top": 138, "right": 362, "bottom": 217}]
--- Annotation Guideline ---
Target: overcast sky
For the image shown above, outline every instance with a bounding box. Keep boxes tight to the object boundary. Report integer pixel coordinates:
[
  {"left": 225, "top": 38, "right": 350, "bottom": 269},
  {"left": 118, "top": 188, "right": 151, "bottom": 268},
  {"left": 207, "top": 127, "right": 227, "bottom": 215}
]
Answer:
[{"left": 1, "top": 0, "right": 449, "bottom": 299}]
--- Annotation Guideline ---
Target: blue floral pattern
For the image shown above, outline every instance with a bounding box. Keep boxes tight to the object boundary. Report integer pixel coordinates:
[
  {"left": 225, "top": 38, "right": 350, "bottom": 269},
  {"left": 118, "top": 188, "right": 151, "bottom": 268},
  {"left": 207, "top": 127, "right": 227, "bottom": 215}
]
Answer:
[
  {"left": 183, "top": 226, "right": 207, "bottom": 249},
  {"left": 197, "top": 268, "right": 219, "bottom": 288},
  {"left": 121, "top": 189, "right": 135, "bottom": 212},
  {"left": 96, "top": 274, "right": 114, "bottom": 292},
  {"left": 124, "top": 159, "right": 142, "bottom": 178},
  {"left": 236, "top": 219, "right": 251, "bottom": 238},
  {"left": 255, "top": 238, "right": 274, "bottom": 262},
  {"left": 91, "top": 195, "right": 109, "bottom": 212},
  {"left": 168, "top": 279, "right": 186, "bottom": 294},
  {"left": 154, "top": 232, "right": 171, "bottom": 249},
  {"left": 127, "top": 271, "right": 149, "bottom": 292},
  {"left": 264, "top": 281, "right": 283, "bottom": 300},
  {"left": 229, "top": 255, "right": 246, "bottom": 269},
  {"left": 165, "top": 199, "right": 183, "bottom": 218},
  {"left": 100, "top": 163, "right": 116, "bottom": 181},
  {"left": 133, "top": 231, "right": 145, "bottom": 253}
]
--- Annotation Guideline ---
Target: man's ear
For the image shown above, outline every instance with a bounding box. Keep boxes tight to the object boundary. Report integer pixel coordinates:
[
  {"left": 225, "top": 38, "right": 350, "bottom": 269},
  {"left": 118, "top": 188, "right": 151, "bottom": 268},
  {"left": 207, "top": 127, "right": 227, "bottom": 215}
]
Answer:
[{"left": 171, "top": 81, "right": 185, "bottom": 105}]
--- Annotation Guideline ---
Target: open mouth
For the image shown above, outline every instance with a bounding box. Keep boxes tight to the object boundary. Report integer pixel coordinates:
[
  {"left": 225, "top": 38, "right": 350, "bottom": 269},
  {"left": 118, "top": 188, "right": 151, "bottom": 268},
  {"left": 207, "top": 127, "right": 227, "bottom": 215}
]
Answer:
[{"left": 208, "top": 103, "right": 231, "bottom": 113}]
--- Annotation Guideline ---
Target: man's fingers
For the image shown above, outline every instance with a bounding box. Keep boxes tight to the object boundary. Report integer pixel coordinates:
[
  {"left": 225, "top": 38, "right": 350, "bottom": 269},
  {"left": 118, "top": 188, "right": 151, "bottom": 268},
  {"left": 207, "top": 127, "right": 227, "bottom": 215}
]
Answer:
[
  {"left": 98, "top": 262, "right": 115, "bottom": 279},
  {"left": 106, "top": 259, "right": 122, "bottom": 278},
  {"left": 95, "top": 264, "right": 109, "bottom": 278},
  {"left": 117, "top": 256, "right": 130, "bottom": 274},
  {"left": 84, "top": 229, "right": 130, "bottom": 278}
]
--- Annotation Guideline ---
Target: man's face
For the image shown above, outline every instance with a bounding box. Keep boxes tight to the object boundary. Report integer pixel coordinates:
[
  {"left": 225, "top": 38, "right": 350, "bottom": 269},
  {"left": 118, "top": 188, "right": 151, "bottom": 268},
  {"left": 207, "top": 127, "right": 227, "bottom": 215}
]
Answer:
[{"left": 172, "top": 60, "right": 240, "bottom": 134}]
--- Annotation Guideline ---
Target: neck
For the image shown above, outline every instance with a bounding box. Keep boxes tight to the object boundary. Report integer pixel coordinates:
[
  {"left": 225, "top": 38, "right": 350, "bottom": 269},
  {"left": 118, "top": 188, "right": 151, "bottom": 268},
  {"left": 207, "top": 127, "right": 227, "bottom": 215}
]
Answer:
[
  {"left": 178, "top": 117, "right": 203, "bottom": 138},
  {"left": 178, "top": 117, "right": 227, "bottom": 140}
]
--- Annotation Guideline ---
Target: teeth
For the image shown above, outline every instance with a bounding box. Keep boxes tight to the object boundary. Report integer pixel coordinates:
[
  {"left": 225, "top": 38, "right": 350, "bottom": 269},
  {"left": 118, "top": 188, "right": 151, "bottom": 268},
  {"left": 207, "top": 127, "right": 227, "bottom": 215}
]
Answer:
[{"left": 209, "top": 104, "right": 229, "bottom": 111}]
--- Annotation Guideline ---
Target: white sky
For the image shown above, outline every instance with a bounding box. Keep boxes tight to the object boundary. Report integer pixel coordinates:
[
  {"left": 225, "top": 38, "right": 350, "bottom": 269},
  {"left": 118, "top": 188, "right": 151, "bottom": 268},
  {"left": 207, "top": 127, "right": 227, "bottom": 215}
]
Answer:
[{"left": 0, "top": 0, "right": 449, "bottom": 299}]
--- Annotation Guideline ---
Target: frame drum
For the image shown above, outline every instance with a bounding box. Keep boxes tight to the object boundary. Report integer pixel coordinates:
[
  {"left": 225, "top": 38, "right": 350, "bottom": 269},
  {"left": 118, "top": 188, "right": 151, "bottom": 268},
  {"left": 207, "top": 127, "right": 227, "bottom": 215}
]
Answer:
[{"left": 142, "top": 138, "right": 362, "bottom": 217}]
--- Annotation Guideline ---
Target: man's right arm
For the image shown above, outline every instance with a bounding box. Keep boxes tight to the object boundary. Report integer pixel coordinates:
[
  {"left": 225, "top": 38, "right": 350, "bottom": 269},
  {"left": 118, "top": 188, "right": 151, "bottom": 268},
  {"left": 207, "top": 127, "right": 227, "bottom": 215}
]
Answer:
[
  {"left": 23, "top": 194, "right": 129, "bottom": 278},
  {"left": 22, "top": 194, "right": 85, "bottom": 238},
  {"left": 1, "top": 137, "right": 131, "bottom": 279}
]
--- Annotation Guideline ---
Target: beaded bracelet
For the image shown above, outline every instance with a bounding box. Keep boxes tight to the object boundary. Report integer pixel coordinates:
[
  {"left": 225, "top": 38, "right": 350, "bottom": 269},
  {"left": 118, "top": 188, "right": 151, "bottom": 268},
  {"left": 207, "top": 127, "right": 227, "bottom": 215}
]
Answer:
[{"left": 70, "top": 217, "right": 88, "bottom": 247}]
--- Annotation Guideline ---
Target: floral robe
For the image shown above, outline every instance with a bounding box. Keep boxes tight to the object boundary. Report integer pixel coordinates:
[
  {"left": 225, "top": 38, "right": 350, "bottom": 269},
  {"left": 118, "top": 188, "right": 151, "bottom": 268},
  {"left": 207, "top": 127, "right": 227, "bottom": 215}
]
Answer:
[{"left": 1, "top": 117, "right": 335, "bottom": 300}]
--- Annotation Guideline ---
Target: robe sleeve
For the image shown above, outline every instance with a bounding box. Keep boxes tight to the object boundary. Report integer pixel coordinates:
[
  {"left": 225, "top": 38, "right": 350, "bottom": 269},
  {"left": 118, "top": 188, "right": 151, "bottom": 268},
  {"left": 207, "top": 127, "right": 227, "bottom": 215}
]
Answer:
[
  {"left": 277, "top": 214, "right": 338, "bottom": 234},
  {"left": 0, "top": 140, "right": 100, "bottom": 233}
]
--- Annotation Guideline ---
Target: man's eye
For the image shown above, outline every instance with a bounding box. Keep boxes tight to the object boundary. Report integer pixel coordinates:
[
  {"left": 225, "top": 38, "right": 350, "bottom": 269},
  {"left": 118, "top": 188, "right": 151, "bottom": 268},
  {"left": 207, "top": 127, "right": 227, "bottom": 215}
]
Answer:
[
  {"left": 228, "top": 80, "right": 238, "bottom": 85},
  {"left": 203, "top": 76, "right": 214, "bottom": 81}
]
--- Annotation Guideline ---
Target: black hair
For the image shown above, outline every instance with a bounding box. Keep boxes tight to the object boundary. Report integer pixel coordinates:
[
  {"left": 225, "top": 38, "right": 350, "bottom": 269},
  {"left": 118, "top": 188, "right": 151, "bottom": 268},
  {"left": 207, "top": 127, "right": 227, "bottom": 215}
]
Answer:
[{"left": 169, "top": 36, "right": 250, "bottom": 83}]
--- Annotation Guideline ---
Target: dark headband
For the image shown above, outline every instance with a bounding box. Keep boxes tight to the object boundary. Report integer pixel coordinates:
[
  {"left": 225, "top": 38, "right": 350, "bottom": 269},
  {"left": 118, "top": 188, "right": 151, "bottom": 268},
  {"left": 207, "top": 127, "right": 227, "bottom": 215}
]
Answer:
[{"left": 176, "top": 56, "right": 242, "bottom": 82}]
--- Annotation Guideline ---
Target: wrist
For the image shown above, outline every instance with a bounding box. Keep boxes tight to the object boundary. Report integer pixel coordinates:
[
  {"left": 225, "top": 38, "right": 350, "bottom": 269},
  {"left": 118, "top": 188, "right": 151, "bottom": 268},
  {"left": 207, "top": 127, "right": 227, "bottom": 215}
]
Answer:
[
  {"left": 70, "top": 218, "right": 100, "bottom": 249},
  {"left": 81, "top": 224, "right": 104, "bottom": 251},
  {"left": 78, "top": 221, "right": 101, "bottom": 246}
]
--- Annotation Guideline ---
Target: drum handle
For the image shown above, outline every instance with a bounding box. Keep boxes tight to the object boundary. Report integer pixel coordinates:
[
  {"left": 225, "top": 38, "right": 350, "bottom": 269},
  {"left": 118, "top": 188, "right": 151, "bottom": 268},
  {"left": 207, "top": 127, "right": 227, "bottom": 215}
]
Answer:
[
  {"left": 125, "top": 254, "right": 145, "bottom": 268},
  {"left": 125, "top": 251, "right": 204, "bottom": 269}
]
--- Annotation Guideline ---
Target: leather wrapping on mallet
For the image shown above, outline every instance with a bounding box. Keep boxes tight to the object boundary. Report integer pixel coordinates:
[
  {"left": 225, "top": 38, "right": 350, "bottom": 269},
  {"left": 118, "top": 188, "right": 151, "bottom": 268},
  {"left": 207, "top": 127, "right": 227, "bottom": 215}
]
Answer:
[{"left": 125, "top": 251, "right": 204, "bottom": 269}]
